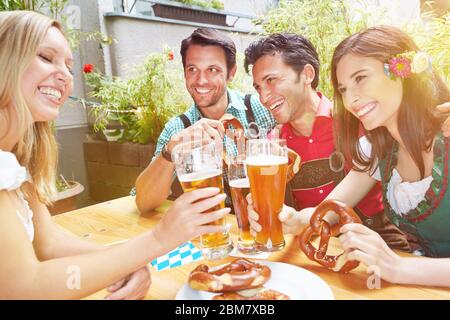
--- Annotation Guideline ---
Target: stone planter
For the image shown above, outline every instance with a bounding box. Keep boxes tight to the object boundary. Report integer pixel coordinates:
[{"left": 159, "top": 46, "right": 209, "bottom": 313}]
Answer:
[
  {"left": 48, "top": 181, "right": 85, "bottom": 215},
  {"left": 83, "top": 139, "right": 156, "bottom": 202},
  {"left": 151, "top": 0, "right": 228, "bottom": 26},
  {"left": 102, "top": 128, "right": 124, "bottom": 142}
]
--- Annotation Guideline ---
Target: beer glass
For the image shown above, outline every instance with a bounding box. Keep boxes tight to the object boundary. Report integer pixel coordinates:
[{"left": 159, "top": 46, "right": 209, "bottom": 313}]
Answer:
[
  {"left": 246, "top": 139, "right": 288, "bottom": 252},
  {"left": 172, "top": 140, "right": 233, "bottom": 260},
  {"left": 228, "top": 155, "right": 260, "bottom": 254}
]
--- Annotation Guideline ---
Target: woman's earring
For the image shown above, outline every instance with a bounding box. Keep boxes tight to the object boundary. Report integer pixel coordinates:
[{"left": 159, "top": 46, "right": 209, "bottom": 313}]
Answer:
[{"left": 383, "top": 63, "right": 392, "bottom": 78}]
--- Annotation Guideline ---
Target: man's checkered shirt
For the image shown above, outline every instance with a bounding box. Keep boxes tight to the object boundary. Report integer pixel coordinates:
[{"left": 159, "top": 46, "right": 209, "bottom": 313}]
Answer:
[{"left": 152, "top": 88, "right": 276, "bottom": 162}]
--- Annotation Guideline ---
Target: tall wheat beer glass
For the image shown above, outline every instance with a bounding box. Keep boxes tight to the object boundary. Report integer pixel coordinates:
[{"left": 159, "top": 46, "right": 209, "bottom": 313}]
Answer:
[
  {"left": 172, "top": 140, "right": 233, "bottom": 260},
  {"left": 228, "top": 155, "right": 259, "bottom": 254},
  {"left": 246, "top": 139, "right": 288, "bottom": 252}
]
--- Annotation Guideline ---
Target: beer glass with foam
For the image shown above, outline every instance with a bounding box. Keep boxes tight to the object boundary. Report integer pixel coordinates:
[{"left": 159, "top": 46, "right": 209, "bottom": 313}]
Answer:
[
  {"left": 172, "top": 140, "right": 233, "bottom": 260},
  {"left": 246, "top": 139, "right": 288, "bottom": 252},
  {"left": 228, "top": 154, "right": 260, "bottom": 254}
]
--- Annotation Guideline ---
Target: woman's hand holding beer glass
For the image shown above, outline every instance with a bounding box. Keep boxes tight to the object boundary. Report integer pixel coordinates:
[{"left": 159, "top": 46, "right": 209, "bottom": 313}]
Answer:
[
  {"left": 172, "top": 139, "right": 234, "bottom": 260},
  {"left": 153, "top": 187, "right": 230, "bottom": 252}
]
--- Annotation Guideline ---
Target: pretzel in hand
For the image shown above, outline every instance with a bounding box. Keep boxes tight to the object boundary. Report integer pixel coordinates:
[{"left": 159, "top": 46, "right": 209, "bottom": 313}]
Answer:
[
  {"left": 188, "top": 258, "right": 271, "bottom": 292},
  {"left": 298, "top": 199, "right": 362, "bottom": 273}
]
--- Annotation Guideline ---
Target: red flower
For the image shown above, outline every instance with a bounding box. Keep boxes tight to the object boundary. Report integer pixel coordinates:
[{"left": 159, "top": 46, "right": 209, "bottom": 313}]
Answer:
[
  {"left": 83, "top": 63, "right": 94, "bottom": 73},
  {"left": 168, "top": 51, "right": 174, "bottom": 61},
  {"left": 388, "top": 57, "right": 411, "bottom": 78}
]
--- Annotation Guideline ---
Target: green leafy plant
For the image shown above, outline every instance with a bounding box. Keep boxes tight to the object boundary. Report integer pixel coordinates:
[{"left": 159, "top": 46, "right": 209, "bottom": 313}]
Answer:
[
  {"left": 55, "top": 174, "right": 71, "bottom": 192},
  {"left": 404, "top": 13, "right": 450, "bottom": 85},
  {"left": 0, "top": 0, "right": 43, "bottom": 11},
  {"left": 85, "top": 47, "right": 192, "bottom": 144},
  {"left": 173, "top": 0, "right": 224, "bottom": 10},
  {"left": 254, "top": 0, "right": 449, "bottom": 97},
  {"left": 228, "top": 53, "right": 256, "bottom": 94},
  {"left": 0, "top": 0, "right": 113, "bottom": 50}
]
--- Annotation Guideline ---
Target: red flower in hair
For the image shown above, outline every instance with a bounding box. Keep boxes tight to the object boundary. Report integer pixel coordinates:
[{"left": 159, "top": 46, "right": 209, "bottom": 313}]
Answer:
[
  {"left": 388, "top": 57, "right": 411, "bottom": 78},
  {"left": 83, "top": 63, "right": 94, "bottom": 73},
  {"left": 168, "top": 51, "right": 174, "bottom": 61}
]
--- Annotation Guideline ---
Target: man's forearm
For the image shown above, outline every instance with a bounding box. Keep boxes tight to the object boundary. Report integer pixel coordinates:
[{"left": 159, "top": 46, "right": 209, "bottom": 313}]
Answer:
[{"left": 135, "top": 154, "right": 175, "bottom": 213}]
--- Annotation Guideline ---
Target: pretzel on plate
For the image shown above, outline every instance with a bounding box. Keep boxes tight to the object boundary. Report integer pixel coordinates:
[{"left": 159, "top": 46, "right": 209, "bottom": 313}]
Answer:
[{"left": 188, "top": 258, "right": 271, "bottom": 292}]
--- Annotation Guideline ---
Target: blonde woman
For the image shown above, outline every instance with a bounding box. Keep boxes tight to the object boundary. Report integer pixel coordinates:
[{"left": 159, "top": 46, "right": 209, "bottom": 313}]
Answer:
[{"left": 0, "top": 11, "right": 229, "bottom": 299}]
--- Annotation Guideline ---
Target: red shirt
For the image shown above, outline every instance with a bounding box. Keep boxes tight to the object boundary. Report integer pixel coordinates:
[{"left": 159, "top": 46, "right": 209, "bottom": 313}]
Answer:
[{"left": 281, "top": 92, "right": 383, "bottom": 217}]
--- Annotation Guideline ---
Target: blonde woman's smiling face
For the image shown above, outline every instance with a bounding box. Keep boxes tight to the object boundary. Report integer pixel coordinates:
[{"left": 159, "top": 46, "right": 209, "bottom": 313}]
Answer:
[
  {"left": 21, "top": 26, "right": 73, "bottom": 122},
  {"left": 336, "top": 53, "right": 403, "bottom": 131}
]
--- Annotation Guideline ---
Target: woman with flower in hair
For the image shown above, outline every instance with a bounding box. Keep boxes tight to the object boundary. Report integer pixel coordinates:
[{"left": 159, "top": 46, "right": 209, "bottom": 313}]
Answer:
[
  {"left": 249, "top": 25, "right": 450, "bottom": 287},
  {"left": 328, "top": 25, "right": 450, "bottom": 275},
  {"left": 0, "top": 11, "right": 229, "bottom": 299}
]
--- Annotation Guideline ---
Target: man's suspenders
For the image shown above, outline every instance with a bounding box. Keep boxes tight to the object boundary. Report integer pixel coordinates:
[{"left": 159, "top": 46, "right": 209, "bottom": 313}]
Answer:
[
  {"left": 244, "top": 94, "right": 255, "bottom": 124},
  {"left": 178, "top": 94, "right": 255, "bottom": 130},
  {"left": 179, "top": 113, "right": 191, "bottom": 129}
]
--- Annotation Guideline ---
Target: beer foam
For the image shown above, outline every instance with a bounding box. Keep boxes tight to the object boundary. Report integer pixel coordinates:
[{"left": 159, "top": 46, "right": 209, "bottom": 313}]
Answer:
[
  {"left": 178, "top": 170, "right": 222, "bottom": 182},
  {"left": 245, "top": 155, "right": 288, "bottom": 166},
  {"left": 229, "top": 178, "right": 250, "bottom": 188}
]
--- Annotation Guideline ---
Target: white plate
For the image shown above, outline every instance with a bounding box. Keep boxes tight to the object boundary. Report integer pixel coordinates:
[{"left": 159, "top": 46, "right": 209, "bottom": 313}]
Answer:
[{"left": 175, "top": 260, "right": 334, "bottom": 300}]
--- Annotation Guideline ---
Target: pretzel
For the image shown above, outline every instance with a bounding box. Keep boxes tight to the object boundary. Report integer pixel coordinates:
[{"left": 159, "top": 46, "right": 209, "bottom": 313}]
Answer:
[
  {"left": 219, "top": 114, "right": 301, "bottom": 182},
  {"left": 212, "top": 288, "right": 290, "bottom": 300},
  {"left": 188, "top": 258, "right": 271, "bottom": 292},
  {"left": 220, "top": 113, "right": 247, "bottom": 165},
  {"left": 298, "top": 199, "right": 362, "bottom": 273}
]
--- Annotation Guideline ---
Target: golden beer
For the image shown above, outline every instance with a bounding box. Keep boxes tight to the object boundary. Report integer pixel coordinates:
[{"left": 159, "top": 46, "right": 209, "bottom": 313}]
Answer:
[
  {"left": 229, "top": 178, "right": 257, "bottom": 253},
  {"left": 246, "top": 155, "right": 288, "bottom": 251},
  {"left": 179, "top": 170, "right": 230, "bottom": 249}
]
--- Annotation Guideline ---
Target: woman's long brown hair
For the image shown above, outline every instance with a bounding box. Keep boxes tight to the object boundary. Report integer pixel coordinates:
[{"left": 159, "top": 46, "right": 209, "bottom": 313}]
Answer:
[{"left": 331, "top": 25, "right": 450, "bottom": 179}]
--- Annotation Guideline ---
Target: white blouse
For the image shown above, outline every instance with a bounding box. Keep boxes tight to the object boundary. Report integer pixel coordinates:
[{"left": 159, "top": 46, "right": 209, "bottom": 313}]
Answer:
[
  {"left": 0, "top": 150, "right": 34, "bottom": 242},
  {"left": 358, "top": 136, "right": 433, "bottom": 215}
]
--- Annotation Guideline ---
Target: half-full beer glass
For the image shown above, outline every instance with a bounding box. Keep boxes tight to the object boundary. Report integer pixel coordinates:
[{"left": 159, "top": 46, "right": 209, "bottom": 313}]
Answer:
[
  {"left": 228, "top": 155, "right": 259, "bottom": 254},
  {"left": 172, "top": 140, "right": 233, "bottom": 260},
  {"left": 246, "top": 139, "right": 288, "bottom": 252}
]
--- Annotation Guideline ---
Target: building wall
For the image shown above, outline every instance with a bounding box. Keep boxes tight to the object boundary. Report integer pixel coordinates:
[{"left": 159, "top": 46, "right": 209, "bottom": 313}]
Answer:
[
  {"left": 102, "top": 0, "right": 278, "bottom": 78},
  {"left": 54, "top": 0, "right": 105, "bottom": 208},
  {"left": 103, "top": 16, "right": 258, "bottom": 78}
]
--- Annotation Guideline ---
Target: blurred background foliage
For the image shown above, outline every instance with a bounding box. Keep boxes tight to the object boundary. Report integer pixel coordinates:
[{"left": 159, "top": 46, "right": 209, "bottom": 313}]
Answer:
[{"left": 254, "top": 0, "right": 449, "bottom": 98}]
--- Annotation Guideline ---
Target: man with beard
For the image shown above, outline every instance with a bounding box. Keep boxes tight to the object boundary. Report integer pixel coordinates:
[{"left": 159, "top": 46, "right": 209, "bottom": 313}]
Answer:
[{"left": 135, "top": 28, "right": 275, "bottom": 213}]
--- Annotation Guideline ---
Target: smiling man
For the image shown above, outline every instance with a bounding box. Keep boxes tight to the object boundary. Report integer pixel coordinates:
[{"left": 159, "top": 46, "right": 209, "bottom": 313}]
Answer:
[
  {"left": 244, "top": 33, "right": 411, "bottom": 251},
  {"left": 135, "top": 28, "right": 275, "bottom": 213}
]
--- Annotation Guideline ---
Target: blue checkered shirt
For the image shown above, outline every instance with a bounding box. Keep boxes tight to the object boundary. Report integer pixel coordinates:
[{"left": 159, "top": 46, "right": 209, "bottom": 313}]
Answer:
[{"left": 152, "top": 88, "right": 275, "bottom": 162}]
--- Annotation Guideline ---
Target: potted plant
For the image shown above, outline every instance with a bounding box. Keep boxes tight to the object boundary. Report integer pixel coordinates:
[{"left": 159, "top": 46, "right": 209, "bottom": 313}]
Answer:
[
  {"left": 150, "top": 0, "right": 228, "bottom": 26},
  {"left": 48, "top": 175, "right": 85, "bottom": 215},
  {"left": 81, "top": 48, "right": 191, "bottom": 202},
  {"left": 83, "top": 48, "right": 190, "bottom": 145}
]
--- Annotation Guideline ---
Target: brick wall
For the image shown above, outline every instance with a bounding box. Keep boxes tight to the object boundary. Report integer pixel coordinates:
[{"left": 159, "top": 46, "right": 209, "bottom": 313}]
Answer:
[{"left": 84, "top": 140, "right": 155, "bottom": 202}]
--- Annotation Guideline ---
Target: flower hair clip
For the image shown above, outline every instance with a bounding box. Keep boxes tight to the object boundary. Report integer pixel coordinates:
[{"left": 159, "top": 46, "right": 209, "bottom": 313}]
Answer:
[{"left": 384, "top": 51, "right": 431, "bottom": 79}]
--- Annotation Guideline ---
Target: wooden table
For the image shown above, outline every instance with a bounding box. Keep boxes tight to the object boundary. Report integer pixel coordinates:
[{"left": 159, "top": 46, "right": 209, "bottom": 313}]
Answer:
[{"left": 53, "top": 196, "right": 450, "bottom": 300}]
